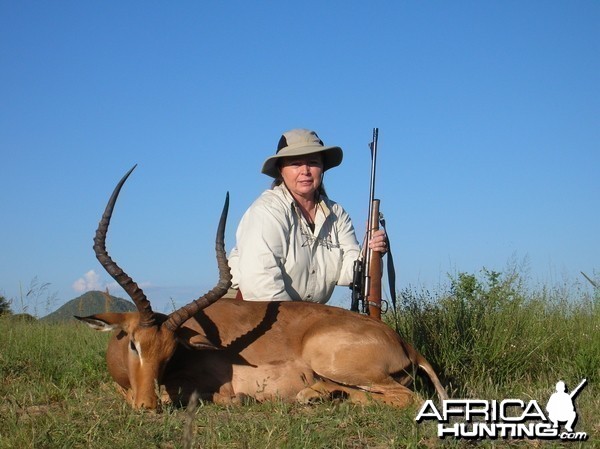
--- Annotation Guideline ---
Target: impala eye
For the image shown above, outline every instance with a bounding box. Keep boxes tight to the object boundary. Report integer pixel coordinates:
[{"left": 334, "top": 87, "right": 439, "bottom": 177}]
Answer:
[{"left": 129, "top": 340, "right": 138, "bottom": 354}]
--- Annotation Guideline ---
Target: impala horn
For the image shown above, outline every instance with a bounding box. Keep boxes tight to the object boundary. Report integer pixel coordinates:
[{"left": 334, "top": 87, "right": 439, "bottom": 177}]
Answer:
[
  {"left": 93, "top": 165, "right": 155, "bottom": 327},
  {"left": 164, "top": 192, "right": 232, "bottom": 332}
]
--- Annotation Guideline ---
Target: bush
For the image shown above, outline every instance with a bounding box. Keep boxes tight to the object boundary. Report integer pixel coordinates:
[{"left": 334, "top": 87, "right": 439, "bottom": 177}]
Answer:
[
  {"left": 0, "top": 295, "right": 11, "bottom": 315},
  {"left": 393, "top": 268, "right": 600, "bottom": 398}
]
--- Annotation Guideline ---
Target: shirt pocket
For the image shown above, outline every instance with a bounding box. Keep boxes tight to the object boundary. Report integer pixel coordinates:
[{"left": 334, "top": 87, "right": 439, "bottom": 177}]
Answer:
[{"left": 323, "top": 245, "right": 343, "bottom": 287}]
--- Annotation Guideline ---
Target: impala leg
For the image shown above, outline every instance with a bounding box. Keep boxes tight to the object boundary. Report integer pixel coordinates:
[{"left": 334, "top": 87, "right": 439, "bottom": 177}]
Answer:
[
  {"left": 159, "top": 385, "right": 174, "bottom": 405},
  {"left": 212, "top": 392, "right": 255, "bottom": 405},
  {"left": 296, "top": 380, "right": 334, "bottom": 403},
  {"left": 359, "top": 382, "right": 416, "bottom": 407},
  {"left": 114, "top": 383, "right": 130, "bottom": 401},
  {"left": 114, "top": 383, "right": 135, "bottom": 405},
  {"left": 298, "top": 378, "right": 416, "bottom": 407}
]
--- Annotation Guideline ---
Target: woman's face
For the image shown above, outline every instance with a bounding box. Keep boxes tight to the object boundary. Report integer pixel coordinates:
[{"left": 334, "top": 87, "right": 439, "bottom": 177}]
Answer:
[{"left": 279, "top": 153, "right": 324, "bottom": 199}]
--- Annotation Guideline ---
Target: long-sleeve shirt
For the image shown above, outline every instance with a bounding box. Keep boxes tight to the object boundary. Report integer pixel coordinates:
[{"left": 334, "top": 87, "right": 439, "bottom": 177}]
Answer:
[{"left": 228, "top": 184, "right": 360, "bottom": 303}]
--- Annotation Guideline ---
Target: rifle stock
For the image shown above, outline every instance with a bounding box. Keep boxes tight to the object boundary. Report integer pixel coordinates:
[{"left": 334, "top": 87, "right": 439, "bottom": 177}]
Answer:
[{"left": 366, "top": 199, "right": 382, "bottom": 319}]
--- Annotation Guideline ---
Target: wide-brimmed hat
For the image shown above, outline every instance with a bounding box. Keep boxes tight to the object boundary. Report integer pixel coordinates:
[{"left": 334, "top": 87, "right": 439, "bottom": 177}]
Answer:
[{"left": 261, "top": 129, "right": 343, "bottom": 178}]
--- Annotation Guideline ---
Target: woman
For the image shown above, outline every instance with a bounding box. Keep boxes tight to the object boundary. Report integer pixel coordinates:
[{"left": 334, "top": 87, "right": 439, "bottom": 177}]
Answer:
[{"left": 228, "top": 128, "right": 386, "bottom": 303}]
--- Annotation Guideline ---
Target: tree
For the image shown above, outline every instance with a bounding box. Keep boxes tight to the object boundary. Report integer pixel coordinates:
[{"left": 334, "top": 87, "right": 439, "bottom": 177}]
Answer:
[{"left": 0, "top": 294, "right": 12, "bottom": 315}]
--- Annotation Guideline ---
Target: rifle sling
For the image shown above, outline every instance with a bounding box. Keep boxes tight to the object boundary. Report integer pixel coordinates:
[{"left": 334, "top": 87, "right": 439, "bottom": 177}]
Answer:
[{"left": 379, "top": 216, "right": 397, "bottom": 313}]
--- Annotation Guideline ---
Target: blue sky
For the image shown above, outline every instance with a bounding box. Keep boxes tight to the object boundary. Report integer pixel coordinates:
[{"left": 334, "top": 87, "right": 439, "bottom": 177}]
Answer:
[{"left": 1, "top": 1, "right": 598, "bottom": 314}]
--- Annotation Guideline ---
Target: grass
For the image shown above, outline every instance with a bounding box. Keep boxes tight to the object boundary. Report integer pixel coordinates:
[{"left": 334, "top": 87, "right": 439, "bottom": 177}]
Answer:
[{"left": 1, "top": 270, "right": 598, "bottom": 448}]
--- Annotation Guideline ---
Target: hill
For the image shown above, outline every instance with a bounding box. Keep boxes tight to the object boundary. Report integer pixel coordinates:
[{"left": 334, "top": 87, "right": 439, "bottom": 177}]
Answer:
[{"left": 41, "top": 290, "right": 136, "bottom": 322}]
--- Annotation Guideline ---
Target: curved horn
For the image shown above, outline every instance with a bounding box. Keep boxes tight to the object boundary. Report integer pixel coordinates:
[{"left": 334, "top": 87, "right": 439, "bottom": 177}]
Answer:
[
  {"left": 164, "top": 192, "right": 232, "bottom": 332},
  {"left": 93, "top": 165, "right": 155, "bottom": 326}
]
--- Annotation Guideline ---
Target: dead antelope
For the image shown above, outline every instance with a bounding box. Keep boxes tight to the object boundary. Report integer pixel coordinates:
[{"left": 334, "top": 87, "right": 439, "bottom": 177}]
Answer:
[{"left": 77, "top": 166, "right": 448, "bottom": 410}]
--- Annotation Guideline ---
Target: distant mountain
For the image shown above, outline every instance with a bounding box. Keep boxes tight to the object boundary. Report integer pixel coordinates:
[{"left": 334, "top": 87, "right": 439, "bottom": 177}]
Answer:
[{"left": 41, "top": 291, "right": 136, "bottom": 323}]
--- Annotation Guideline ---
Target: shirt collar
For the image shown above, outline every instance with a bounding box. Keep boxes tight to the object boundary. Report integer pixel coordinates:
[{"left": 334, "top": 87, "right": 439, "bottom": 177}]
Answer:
[{"left": 275, "top": 183, "right": 332, "bottom": 222}]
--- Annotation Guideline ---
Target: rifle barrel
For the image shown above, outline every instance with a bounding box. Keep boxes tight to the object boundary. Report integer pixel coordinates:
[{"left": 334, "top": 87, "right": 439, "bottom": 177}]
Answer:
[{"left": 569, "top": 378, "right": 587, "bottom": 399}]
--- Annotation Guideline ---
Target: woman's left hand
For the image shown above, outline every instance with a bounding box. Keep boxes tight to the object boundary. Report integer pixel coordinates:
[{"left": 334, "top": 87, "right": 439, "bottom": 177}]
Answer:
[{"left": 368, "top": 229, "right": 387, "bottom": 254}]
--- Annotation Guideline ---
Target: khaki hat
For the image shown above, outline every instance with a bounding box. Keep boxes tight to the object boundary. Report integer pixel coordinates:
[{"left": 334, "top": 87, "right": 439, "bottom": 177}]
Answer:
[{"left": 261, "top": 129, "right": 343, "bottom": 178}]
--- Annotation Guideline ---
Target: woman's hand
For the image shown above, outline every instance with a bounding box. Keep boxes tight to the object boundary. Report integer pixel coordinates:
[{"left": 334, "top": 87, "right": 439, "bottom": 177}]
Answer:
[{"left": 368, "top": 229, "right": 387, "bottom": 254}]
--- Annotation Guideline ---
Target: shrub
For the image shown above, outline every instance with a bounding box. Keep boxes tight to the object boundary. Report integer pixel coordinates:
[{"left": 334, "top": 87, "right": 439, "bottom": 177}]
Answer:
[
  {"left": 0, "top": 295, "right": 11, "bottom": 315},
  {"left": 392, "top": 268, "right": 599, "bottom": 398}
]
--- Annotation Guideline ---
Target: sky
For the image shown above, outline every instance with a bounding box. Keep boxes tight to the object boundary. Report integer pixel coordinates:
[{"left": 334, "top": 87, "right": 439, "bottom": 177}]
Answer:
[{"left": 1, "top": 1, "right": 598, "bottom": 315}]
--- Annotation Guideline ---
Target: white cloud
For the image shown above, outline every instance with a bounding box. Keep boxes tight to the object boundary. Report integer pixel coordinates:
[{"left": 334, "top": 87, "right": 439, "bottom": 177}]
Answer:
[
  {"left": 72, "top": 271, "right": 155, "bottom": 298},
  {"left": 72, "top": 270, "right": 103, "bottom": 292}
]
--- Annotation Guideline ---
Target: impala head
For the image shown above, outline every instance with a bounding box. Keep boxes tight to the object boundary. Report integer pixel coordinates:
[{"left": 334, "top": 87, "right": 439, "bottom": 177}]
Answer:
[{"left": 77, "top": 165, "right": 231, "bottom": 409}]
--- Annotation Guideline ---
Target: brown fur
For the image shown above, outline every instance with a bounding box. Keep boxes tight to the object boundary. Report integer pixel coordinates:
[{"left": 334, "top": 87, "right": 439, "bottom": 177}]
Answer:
[{"left": 79, "top": 299, "right": 448, "bottom": 409}]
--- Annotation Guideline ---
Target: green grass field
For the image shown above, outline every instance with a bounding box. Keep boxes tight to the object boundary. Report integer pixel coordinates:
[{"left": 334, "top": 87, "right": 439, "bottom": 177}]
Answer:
[{"left": 1, "top": 270, "right": 598, "bottom": 448}]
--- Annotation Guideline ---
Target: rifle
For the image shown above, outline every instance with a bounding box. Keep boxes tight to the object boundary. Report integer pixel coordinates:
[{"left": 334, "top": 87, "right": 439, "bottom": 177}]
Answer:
[
  {"left": 351, "top": 128, "right": 384, "bottom": 319},
  {"left": 569, "top": 378, "right": 587, "bottom": 399}
]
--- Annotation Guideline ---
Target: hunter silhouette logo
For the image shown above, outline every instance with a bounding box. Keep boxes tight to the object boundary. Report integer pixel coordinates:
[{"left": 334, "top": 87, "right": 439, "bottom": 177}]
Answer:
[
  {"left": 546, "top": 379, "right": 587, "bottom": 433},
  {"left": 416, "top": 378, "right": 588, "bottom": 441}
]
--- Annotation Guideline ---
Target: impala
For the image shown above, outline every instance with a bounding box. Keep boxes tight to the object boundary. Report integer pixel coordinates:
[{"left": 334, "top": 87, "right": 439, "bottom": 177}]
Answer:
[{"left": 77, "top": 166, "right": 448, "bottom": 409}]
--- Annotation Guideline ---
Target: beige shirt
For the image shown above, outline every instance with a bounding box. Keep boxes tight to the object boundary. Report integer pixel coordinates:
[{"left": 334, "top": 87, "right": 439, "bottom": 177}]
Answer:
[{"left": 228, "top": 184, "right": 360, "bottom": 303}]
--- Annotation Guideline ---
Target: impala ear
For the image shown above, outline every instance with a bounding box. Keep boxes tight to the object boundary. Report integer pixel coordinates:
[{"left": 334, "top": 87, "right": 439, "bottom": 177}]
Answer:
[
  {"left": 174, "top": 326, "right": 223, "bottom": 350},
  {"left": 75, "top": 313, "right": 137, "bottom": 333},
  {"left": 75, "top": 315, "right": 119, "bottom": 331}
]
